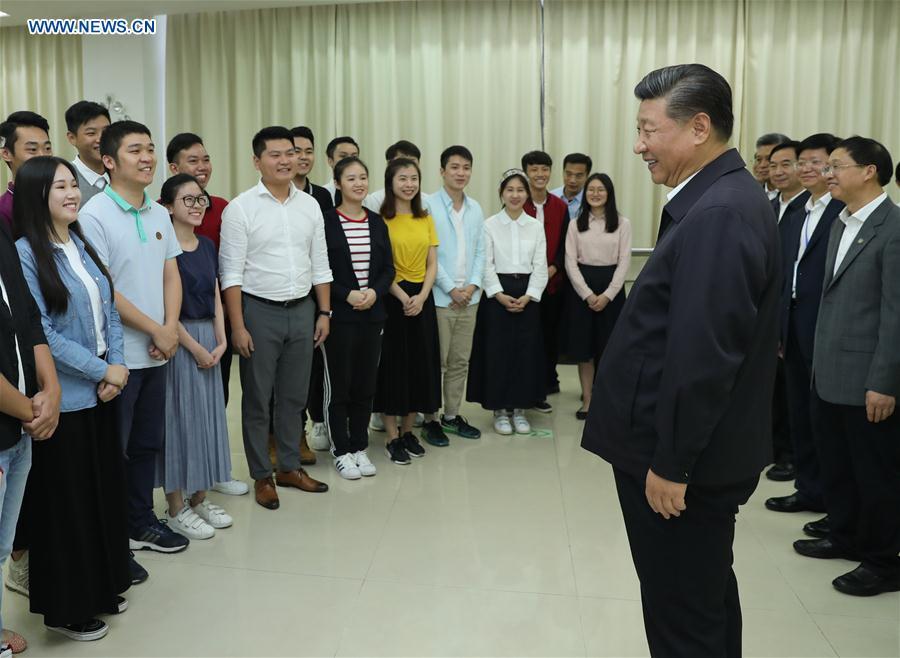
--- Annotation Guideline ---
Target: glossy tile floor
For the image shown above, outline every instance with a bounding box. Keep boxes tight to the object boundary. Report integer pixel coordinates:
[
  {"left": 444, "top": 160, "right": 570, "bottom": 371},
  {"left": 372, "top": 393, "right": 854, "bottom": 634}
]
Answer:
[{"left": 4, "top": 365, "right": 899, "bottom": 657}]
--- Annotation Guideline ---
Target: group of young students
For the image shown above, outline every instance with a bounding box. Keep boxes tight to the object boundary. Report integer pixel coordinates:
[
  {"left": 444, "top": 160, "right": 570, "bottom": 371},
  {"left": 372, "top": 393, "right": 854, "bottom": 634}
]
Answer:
[{"left": 0, "top": 101, "right": 631, "bottom": 650}]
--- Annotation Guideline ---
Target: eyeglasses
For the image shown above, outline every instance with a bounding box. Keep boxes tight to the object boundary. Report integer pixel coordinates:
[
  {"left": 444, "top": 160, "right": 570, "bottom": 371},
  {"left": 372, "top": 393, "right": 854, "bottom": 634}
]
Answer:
[
  {"left": 796, "top": 160, "right": 826, "bottom": 170},
  {"left": 820, "top": 163, "right": 868, "bottom": 176},
  {"left": 179, "top": 194, "right": 210, "bottom": 208}
]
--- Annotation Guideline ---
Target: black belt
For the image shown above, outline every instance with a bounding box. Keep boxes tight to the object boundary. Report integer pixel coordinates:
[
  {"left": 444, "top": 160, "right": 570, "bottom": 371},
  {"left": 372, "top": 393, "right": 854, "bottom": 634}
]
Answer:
[
  {"left": 243, "top": 292, "right": 307, "bottom": 308},
  {"left": 499, "top": 273, "right": 529, "bottom": 280}
]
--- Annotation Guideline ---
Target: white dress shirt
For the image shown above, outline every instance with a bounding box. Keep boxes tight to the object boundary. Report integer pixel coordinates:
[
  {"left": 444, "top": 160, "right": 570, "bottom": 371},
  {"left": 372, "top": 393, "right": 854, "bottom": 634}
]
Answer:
[
  {"left": 482, "top": 209, "right": 548, "bottom": 301},
  {"left": 666, "top": 170, "right": 701, "bottom": 201},
  {"left": 219, "top": 181, "right": 333, "bottom": 301},
  {"left": 450, "top": 206, "right": 467, "bottom": 287},
  {"left": 833, "top": 192, "right": 888, "bottom": 276},
  {"left": 777, "top": 189, "right": 805, "bottom": 223},
  {"left": 791, "top": 192, "right": 831, "bottom": 297},
  {"left": 71, "top": 155, "right": 109, "bottom": 190}
]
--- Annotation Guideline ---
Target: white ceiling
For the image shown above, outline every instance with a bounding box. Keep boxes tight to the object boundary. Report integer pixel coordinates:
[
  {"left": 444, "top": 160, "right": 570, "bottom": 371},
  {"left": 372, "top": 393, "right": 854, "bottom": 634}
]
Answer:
[{"left": 0, "top": 0, "right": 401, "bottom": 26}]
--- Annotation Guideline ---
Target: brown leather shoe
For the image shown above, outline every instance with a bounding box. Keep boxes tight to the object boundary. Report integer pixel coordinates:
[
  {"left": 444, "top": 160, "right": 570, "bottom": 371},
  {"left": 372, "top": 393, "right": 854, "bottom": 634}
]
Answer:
[
  {"left": 300, "top": 433, "right": 316, "bottom": 466},
  {"left": 275, "top": 468, "right": 328, "bottom": 493},
  {"left": 254, "top": 477, "right": 280, "bottom": 509}
]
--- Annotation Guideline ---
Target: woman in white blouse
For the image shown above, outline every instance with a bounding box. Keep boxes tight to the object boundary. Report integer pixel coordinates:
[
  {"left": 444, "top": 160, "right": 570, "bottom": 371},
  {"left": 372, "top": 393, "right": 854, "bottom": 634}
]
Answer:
[
  {"left": 561, "top": 173, "right": 631, "bottom": 419},
  {"left": 466, "top": 169, "right": 548, "bottom": 435}
]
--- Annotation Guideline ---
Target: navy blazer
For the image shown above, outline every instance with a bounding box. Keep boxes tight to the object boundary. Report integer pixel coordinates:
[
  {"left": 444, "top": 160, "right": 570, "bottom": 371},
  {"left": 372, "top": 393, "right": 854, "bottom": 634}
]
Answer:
[
  {"left": 774, "top": 191, "right": 811, "bottom": 285},
  {"left": 323, "top": 208, "right": 395, "bottom": 324},
  {"left": 581, "top": 149, "right": 781, "bottom": 486},
  {"left": 779, "top": 196, "right": 844, "bottom": 363}
]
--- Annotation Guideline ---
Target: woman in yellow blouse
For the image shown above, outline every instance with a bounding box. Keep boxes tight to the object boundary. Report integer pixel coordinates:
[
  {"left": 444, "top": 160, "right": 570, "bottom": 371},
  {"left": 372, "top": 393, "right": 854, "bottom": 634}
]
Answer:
[{"left": 374, "top": 158, "right": 443, "bottom": 464}]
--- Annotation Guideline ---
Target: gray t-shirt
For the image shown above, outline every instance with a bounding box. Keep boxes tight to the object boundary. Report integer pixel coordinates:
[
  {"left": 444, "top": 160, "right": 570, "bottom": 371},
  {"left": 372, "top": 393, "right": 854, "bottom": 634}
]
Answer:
[{"left": 79, "top": 187, "right": 181, "bottom": 369}]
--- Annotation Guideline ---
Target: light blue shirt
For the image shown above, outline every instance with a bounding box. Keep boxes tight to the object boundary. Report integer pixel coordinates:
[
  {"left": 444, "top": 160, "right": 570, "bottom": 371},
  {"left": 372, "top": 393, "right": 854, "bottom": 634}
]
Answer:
[
  {"left": 427, "top": 188, "right": 486, "bottom": 307},
  {"left": 550, "top": 185, "right": 584, "bottom": 220},
  {"left": 16, "top": 233, "right": 125, "bottom": 412},
  {"left": 79, "top": 186, "right": 182, "bottom": 369}
]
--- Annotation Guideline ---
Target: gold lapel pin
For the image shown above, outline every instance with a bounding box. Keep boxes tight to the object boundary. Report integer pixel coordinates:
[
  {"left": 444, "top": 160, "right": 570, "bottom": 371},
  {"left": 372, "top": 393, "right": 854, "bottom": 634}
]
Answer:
[{"left": 857, "top": 238, "right": 864, "bottom": 244}]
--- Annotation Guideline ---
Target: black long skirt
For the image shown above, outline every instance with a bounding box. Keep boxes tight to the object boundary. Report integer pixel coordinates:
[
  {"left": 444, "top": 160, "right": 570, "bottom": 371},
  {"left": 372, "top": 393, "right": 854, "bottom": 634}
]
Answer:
[
  {"left": 560, "top": 264, "right": 626, "bottom": 363},
  {"left": 466, "top": 273, "right": 546, "bottom": 410},
  {"left": 24, "top": 401, "right": 130, "bottom": 626},
  {"left": 373, "top": 280, "right": 442, "bottom": 416}
]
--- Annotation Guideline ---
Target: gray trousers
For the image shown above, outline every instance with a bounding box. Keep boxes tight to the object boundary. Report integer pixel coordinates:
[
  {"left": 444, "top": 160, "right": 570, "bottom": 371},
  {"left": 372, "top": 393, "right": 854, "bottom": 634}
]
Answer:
[{"left": 239, "top": 294, "right": 314, "bottom": 480}]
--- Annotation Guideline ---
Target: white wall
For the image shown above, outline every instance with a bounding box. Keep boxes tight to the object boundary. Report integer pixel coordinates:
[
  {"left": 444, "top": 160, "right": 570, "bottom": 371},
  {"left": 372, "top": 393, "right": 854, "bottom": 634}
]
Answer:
[{"left": 80, "top": 15, "right": 168, "bottom": 194}]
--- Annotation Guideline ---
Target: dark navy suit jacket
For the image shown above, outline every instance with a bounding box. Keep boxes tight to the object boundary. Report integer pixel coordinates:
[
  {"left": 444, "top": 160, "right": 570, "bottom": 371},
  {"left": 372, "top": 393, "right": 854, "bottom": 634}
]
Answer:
[
  {"left": 779, "top": 196, "right": 844, "bottom": 364},
  {"left": 581, "top": 149, "right": 781, "bottom": 486}
]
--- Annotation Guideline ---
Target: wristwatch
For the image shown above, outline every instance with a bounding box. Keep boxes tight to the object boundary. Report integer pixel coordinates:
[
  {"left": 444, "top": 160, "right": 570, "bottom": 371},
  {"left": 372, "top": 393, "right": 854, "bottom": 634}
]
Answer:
[{"left": 318, "top": 310, "right": 333, "bottom": 318}]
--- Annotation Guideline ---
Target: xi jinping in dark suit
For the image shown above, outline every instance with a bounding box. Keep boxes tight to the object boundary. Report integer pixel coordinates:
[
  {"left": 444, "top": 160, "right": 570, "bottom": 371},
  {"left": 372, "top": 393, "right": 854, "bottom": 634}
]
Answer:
[{"left": 582, "top": 64, "right": 781, "bottom": 657}]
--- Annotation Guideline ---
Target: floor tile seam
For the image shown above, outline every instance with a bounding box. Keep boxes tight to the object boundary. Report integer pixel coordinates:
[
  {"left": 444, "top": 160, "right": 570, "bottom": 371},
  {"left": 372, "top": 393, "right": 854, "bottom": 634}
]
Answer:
[
  {"left": 143, "top": 557, "right": 370, "bottom": 584},
  {"left": 807, "top": 611, "right": 844, "bottom": 658},
  {"left": 551, "top": 427, "right": 589, "bottom": 656},
  {"left": 360, "top": 573, "right": 581, "bottom": 600}
]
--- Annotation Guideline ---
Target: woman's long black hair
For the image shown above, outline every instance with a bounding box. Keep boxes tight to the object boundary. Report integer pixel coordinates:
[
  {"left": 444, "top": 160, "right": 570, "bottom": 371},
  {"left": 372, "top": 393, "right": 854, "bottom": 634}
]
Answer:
[
  {"left": 575, "top": 172, "right": 619, "bottom": 233},
  {"left": 381, "top": 157, "right": 428, "bottom": 219},
  {"left": 13, "top": 156, "right": 113, "bottom": 315}
]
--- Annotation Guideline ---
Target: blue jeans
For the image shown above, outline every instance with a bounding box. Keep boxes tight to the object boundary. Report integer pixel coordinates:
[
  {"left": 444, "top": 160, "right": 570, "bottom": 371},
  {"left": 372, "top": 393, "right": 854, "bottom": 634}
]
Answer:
[{"left": 0, "top": 434, "right": 32, "bottom": 631}]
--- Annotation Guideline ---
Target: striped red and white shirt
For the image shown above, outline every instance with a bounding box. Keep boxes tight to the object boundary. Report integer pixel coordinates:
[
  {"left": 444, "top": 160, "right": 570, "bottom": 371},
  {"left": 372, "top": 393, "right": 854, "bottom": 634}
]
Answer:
[{"left": 338, "top": 210, "right": 371, "bottom": 290}]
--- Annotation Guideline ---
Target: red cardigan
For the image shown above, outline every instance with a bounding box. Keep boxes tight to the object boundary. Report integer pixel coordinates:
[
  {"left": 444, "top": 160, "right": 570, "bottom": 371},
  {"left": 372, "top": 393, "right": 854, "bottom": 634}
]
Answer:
[{"left": 524, "top": 194, "right": 569, "bottom": 295}]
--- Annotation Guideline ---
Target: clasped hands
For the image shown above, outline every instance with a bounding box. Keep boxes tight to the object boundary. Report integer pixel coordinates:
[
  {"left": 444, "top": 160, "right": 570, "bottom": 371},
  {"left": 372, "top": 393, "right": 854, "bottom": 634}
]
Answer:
[
  {"left": 448, "top": 285, "right": 476, "bottom": 311},
  {"left": 347, "top": 289, "right": 378, "bottom": 312},
  {"left": 495, "top": 292, "right": 531, "bottom": 313},
  {"left": 148, "top": 322, "right": 179, "bottom": 362},
  {"left": 98, "top": 363, "right": 130, "bottom": 403},
  {"left": 585, "top": 293, "right": 610, "bottom": 312}
]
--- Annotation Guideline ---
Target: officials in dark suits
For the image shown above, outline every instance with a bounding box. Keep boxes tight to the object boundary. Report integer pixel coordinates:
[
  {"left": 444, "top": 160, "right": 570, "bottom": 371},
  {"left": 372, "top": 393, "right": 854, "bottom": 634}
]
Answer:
[
  {"left": 793, "top": 137, "right": 900, "bottom": 597},
  {"left": 766, "top": 141, "right": 810, "bottom": 489},
  {"left": 766, "top": 135, "right": 842, "bottom": 518},
  {"left": 582, "top": 64, "right": 780, "bottom": 657}
]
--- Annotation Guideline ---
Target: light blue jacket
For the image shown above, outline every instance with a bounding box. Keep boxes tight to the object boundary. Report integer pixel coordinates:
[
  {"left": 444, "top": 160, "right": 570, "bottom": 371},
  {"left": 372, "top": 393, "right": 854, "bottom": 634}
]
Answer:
[
  {"left": 16, "top": 233, "right": 125, "bottom": 412},
  {"left": 427, "top": 188, "right": 486, "bottom": 307}
]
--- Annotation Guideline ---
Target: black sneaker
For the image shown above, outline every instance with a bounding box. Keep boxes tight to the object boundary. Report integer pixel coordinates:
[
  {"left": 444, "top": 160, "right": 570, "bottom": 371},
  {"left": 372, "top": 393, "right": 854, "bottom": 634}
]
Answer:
[
  {"left": 129, "top": 552, "right": 148, "bottom": 585},
  {"left": 47, "top": 618, "right": 109, "bottom": 641},
  {"left": 129, "top": 518, "right": 190, "bottom": 554},
  {"left": 385, "top": 438, "right": 411, "bottom": 465},
  {"left": 401, "top": 432, "right": 426, "bottom": 458},
  {"left": 532, "top": 400, "right": 553, "bottom": 413},
  {"left": 421, "top": 420, "right": 449, "bottom": 447},
  {"left": 441, "top": 415, "right": 481, "bottom": 439}
]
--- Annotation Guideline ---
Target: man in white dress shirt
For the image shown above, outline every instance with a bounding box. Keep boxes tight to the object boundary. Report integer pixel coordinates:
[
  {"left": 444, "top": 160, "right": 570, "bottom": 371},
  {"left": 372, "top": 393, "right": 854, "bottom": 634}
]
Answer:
[
  {"left": 322, "top": 136, "right": 360, "bottom": 205},
  {"left": 364, "top": 140, "right": 429, "bottom": 213},
  {"left": 220, "top": 126, "right": 333, "bottom": 510},
  {"left": 65, "top": 101, "right": 110, "bottom": 208}
]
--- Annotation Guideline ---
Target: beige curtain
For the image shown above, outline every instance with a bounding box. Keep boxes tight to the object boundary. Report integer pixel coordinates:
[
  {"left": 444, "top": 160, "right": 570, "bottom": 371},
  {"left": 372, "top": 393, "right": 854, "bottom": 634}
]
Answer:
[
  {"left": 166, "top": 0, "right": 899, "bottom": 241},
  {"left": 543, "top": 0, "right": 746, "bottom": 250},
  {"left": 166, "top": 1, "right": 542, "bottom": 209},
  {"left": 0, "top": 28, "right": 83, "bottom": 189}
]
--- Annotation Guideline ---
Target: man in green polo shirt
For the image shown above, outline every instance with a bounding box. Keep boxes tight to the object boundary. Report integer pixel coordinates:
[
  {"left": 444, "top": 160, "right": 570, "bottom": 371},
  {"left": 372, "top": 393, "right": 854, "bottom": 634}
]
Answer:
[{"left": 79, "top": 121, "right": 187, "bottom": 583}]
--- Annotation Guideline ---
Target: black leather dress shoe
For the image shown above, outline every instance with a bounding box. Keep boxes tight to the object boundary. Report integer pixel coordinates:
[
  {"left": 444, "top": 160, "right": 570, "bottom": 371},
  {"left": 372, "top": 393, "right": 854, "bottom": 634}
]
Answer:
[
  {"left": 793, "top": 538, "right": 857, "bottom": 560},
  {"left": 765, "top": 492, "right": 825, "bottom": 513},
  {"left": 803, "top": 515, "right": 830, "bottom": 539},
  {"left": 765, "top": 462, "right": 796, "bottom": 482},
  {"left": 833, "top": 565, "right": 900, "bottom": 597}
]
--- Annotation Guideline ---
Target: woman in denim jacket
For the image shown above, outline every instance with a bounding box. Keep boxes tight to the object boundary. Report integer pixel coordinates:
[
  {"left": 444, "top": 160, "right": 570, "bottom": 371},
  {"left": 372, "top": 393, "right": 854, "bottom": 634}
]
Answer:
[{"left": 12, "top": 156, "right": 130, "bottom": 642}]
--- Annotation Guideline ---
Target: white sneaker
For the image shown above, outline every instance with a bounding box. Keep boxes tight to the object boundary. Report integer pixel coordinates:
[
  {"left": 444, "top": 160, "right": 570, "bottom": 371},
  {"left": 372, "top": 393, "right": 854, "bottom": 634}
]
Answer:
[
  {"left": 5, "top": 551, "right": 28, "bottom": 597},
  {"left": 309, "top": 422, "right": 331, "bottom": 450},
  {"left": 413, "top": 412, "right": 425, "bottom": 428},
  {"left": 335, "top": 453, "right": 362, "bottom": 480},
  {"left": 168, "top": 506, "right": 215, "bottom": 540},
  {"left": 512, "top": 410, "right": 531, "bottom": 434},
  {"left": 493, "top": 414, "right": 513, "bottom": 435},
  {"left": 212, "top": 479, "right": 249, "bottom": 496},
  {"left": 354, "top": 450, "right": 377, "bottom": 477},
  {"left": 369, "top": 413, "right": 385, "bottom": 431},
  {"left": 192, "top": 498, "right": 233, "bottom": 529}
]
